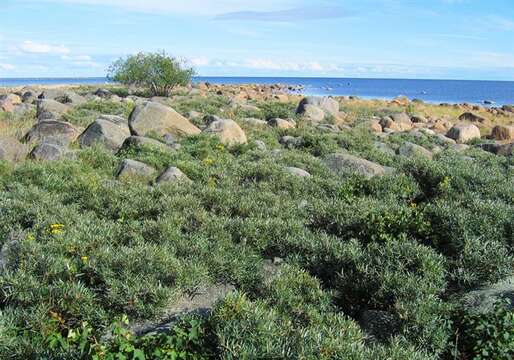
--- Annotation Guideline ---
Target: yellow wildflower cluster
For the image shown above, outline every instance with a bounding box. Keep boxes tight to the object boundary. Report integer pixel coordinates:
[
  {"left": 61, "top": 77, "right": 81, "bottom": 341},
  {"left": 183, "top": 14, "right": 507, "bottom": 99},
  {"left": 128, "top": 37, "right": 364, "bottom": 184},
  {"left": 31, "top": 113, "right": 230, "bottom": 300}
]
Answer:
[
  {"left": 216, "top": 144, "right": 225, "bottom": 151},
  {"left": 49, "top": 224, "right": 65, "bottom": 235},
  {"left": 203, "top": 158, "right": 215, "bottom": 166}
]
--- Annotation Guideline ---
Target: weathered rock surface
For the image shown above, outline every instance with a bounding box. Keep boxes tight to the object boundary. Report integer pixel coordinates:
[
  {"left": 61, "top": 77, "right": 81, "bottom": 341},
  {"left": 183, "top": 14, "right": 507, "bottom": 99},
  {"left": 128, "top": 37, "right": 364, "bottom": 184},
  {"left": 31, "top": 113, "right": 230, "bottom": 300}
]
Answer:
[
  {"left": 36, "top": 99, "right": 70, "bottom": 120},
  {"left": 323, "top": 153, "right": 387, "bottom": 179},
  {"left": 297, "top": 96, "right": 340, "bottom": 117},
  {"left": 398, "top": 142, "right": 433, "bottom": 160},
  {"left": 268, "top": 118, "right": 295, "bottom": 129},
  {"left": 156, "top": 167, "right": 191, "bottom": 184},
  {"left": 459, "top": 112, "right": 486, "bottom": 123},
  {"left": 129, "top": 102, "right": 201, "bottom": 138},
  {"left": 491, "top": 125, "right": 514, "bottom": 141},
  {"left": 0, "top": 136, "right": 28, "bottom": 162},
  {"left": 203, "top": 119, "right": 247, "bottom": 145},
  {"left": 446, "top": 124, "right": 481, "bottom": 143},
  {"left": 78, "top": 118, "right": 130, "bottom": 151},
  {"left": 29, "top": 143, "right": 68, "bottom": 161},
  {"left": 116, "top": 159, "right": 156, "bottom": 179},
  {"left": 478, "top": 142, "right": 514, "bottom": 156},
  {"left": 24, "top": 120, "right": 79, "bottom": 145},
  {"left": 462, "top": 276, "right": 514, "bottom": 314},
  {"left": 285, "top": 167, "right": 311, "bottom": 178}
]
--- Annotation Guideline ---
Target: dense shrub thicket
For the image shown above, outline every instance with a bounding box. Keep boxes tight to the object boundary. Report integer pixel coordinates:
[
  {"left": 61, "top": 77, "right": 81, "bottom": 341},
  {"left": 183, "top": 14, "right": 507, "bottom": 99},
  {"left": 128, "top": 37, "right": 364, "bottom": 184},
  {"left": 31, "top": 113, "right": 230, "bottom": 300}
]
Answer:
[{"left": 0, "top": 98, "right": 513, "bottom": 359}]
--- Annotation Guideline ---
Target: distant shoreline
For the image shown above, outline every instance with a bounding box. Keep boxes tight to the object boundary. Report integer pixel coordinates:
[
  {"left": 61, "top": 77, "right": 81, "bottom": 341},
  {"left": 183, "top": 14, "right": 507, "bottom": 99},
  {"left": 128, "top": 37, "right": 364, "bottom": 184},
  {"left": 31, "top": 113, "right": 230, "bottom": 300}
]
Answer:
[{"left": 1, "top": 77, "right": 513, "bottom": 106}]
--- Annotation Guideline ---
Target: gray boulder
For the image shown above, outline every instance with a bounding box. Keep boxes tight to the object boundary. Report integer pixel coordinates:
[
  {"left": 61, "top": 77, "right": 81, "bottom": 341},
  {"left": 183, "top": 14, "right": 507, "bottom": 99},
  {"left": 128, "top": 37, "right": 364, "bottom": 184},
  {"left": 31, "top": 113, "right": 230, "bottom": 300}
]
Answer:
[
  {"left": 268, "top": 118, "right": 295, "bottom": 129},
  {"left": 78, "top": 118, "right": 130, "bottom": 151},
  {"left": 478, "top": 142, "right": 514, "bottom": 156},
  {"left": 297, "top": 96, "right": 339, "bottom": 117},
  {"left": 202, "top": 119, "right": 247, "bottom": 146},
  {"left": 36, "top": 99, "right": 70, "bottom": 120},
  {"left": 459, "top": 112, "right": 486, "bottom": 123},
  {"left": 462, "top": 276, "right": 514, "bottom": 315},
  {"left": 129, "top": 102, "right": 201, "bottom": 138},
  {"left": 24, "top": 120, "right": 79, "bottom": 145},
  {"left": 0, "top": 136, "right": 28, "bottom": 162},
  {"left": 116, "top": 159, "right": 156, "bottom": 180},
  {"left": 97, "top": 114, "right": 127, "bottom": 126},
  {"left": 398, "top": 142, "right": 433, "bottom": 160},
  {"left": 285, "top": 167, "right": 311, "bottom": 178},
  {"left": 156, "top": 167, "right": 191, "bottom": 184},
  {"left": 29, "top": 143, "right": 68, "bottom": 161},
  {"left": 324, "top": 153, "right": 387, "bottom": 179},
  {"left": 446, "top": 124, "right": 481, "bottom": 143}
]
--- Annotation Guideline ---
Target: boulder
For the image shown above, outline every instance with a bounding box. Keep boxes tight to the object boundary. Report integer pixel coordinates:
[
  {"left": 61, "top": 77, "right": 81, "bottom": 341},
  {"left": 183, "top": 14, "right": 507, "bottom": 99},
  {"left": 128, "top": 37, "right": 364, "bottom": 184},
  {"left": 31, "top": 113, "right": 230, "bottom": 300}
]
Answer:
[
  {"left": 379, "top": 117, "right": 402, "bottom": 132},
  {"left": 0, "top": 98, "right": 14, "bottom": 113},
  {"left": 390, "top": 113, "right": 413, "bottom": 131},
  {"left": 116, "top": 159, "right": 156, "bottom": 180},
  {"left": 240, "top": 118, "right": 268, "bottom": 127},
  {"left": 459, "top": 112, "right": 486, "bottom": 123},
  {"left": 119, "top": 136, "right": 169, "bottom": 152},
  {"left": 373, "top": 142, "right": 396, "bottom": 156},
  {"left": 285, "top": 167, "right": 311, "bottom": 178},
  {"left": 398, "top": 142, "right": 433, "bottom": 160},
  {"left": 299, "top": 105, "right": 325, "bottom": 123},
  {"left": 94, "top": 88, "right": 113, "bottom": 98},
  {"left": 22, "top": 91, "right": 37, "bottom": 104},
  {"left": 128, "top": 102, "right": 201, "bottom": 138},
  {"left": 203, "top": 119, "right": 247, "bottom": 146},
  {"left": 297, "top": 97, "right": 340, "bottom": 117},
  {"left": 155, "top": 167, "right": 191, "bottom": 184},
  {"left": 366, "top": 120, "right": 383, "bottom": 133},
  {"left": 254, "top": 140, "right": 267, "bottom": 151},
  {"left": 1, "top": 94, "right": 22, "bottom": 105},
  {"left": 36, "top": 99, "right": 70, "bottom": 121},
  {"left": 323, "top": 153, "right": 387, "bottom": 179},
  {"left": 0, "top": 231, "right": 23, "bottom": 273},
  {"left": 491, "top": 125, "right": 514, "bottom": 141},
  {"left": 279, "top": 135, "right": 303, "bottom": 149},
  {"left": 462, "top": 276, "right": 514, "bottom": 315},
  {"left": 268, "top": 118, "right": 295, "bottom": 129},
  {"left": 0, "top": 136, "right": 28, "bottom": 162},
  {"left": 478, "top": 142, "right": 514, "bottom": 156},
  {"left": 78, "top": 118, "right": 130, "bottom": 151},
  {"left": 24, "top": 120, "right": 79, "bottom": 145},
  {"left": 97, "top": 114, "right": 127, "bottom": 126},
  {"left": 38, "top": 89, "right": 86, "bottom": 105},
  {"left": 446, "top": 124, "right": 481, "bottom": 143},
  {"left": 29, "top": 143, "right": 67, "bottom": 161},
  {"left": 411, "top": 115, "right": 428, "bottom": 123}
]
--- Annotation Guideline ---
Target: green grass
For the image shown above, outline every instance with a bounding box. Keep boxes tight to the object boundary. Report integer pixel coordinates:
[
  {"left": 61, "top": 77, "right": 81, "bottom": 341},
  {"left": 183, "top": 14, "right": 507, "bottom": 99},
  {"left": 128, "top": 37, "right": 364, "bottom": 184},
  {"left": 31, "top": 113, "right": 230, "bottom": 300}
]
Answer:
[
  {"left": 62, "top": 100, "right": 134, "bottom": 128},
  {"left": 0, "top": 92, "right": 513, "bottom": 359}
]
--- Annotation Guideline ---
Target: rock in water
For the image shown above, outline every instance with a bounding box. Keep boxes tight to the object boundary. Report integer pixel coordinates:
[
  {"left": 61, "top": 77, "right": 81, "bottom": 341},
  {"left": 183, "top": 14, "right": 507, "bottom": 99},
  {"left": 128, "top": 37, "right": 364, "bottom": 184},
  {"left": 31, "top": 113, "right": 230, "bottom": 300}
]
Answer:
[
  {"left": 128, "top": 101, "right": 201, "bottom": 138},
  {"left": 78, "top": 118, "right": 130, "bottom": 151},
  {"left": 446, "top": 124, "right": 481, "bottom": 143},
  {"left": 203, "top": 119, "right": 247, "bottom": 145}
]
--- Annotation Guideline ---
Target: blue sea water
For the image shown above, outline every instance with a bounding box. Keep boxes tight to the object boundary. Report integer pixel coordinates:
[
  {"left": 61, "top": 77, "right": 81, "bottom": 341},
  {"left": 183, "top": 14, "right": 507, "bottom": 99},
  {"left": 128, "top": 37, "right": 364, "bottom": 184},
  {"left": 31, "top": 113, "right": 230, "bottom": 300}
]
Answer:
[{"left": 1, "top": 76, "right": 513, "bottom": 106}]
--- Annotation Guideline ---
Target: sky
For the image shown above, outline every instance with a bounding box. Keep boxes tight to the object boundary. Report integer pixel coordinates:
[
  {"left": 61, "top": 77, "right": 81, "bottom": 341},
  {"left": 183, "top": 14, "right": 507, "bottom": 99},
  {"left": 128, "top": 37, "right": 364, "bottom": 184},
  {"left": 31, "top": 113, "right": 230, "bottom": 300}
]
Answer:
[{"left": 0, "top": 0, "right": 513, "bottom": 80}]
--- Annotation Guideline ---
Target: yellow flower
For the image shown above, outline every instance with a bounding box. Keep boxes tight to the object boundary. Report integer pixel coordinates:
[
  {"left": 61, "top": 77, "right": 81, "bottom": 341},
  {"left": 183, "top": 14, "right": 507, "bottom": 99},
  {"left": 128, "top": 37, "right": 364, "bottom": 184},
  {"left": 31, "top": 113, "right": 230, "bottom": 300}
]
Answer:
[
  {"left": 26, "top": 233, "right": 36, "bottom": 242},
  {"left": 202, "top": 158, "right": 215, "bottom": 166},
  {"left": 49, "top": 223, "right": 65, "bottom": 235},
  {"left": 216, "top": 144, "right": 225, "bottom": 151},
  {"left": 81, "top": 256, "right": 89, "bottom": 263}
]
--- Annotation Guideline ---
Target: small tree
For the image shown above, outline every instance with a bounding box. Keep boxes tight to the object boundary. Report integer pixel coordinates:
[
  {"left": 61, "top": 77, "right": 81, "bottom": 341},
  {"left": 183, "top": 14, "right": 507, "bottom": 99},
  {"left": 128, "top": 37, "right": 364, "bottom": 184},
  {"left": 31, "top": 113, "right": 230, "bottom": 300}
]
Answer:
[{"left": 107, "top": 51, "right": 195, "bottom": 97}]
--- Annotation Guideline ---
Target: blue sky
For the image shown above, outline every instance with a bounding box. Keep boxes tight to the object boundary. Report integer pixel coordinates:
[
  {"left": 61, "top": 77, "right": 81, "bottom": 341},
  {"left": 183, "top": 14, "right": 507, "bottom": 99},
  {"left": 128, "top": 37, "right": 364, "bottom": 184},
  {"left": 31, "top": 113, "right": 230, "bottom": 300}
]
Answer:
[{"left": 0, "top": 0, "right": 513, "bottom": 80}]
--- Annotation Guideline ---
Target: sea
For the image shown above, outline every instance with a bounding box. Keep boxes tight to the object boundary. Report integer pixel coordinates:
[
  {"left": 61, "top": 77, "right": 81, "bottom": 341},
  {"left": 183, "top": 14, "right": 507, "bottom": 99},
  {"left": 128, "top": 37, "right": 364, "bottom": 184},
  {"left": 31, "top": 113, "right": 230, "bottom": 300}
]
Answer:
[{"left": 1, "top": 76, "right": 513, "bottom": 106}]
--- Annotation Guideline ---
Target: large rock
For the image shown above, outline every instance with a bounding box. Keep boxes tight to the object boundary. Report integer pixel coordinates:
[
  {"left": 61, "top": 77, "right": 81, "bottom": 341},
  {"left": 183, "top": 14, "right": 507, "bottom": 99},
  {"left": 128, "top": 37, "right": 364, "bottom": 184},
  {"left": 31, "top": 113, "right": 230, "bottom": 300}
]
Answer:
[
  {"left": 116, "top": 159, "right": 156, "bottom": 180},
  {"left": 478, "top": 142, "right": 514, "bottom": 156},
  {"left": 459, "top": 112, "right": 486, "bottom": 123},
  {"left": 129, "top": 102, "right": 201, "bottom": 138},
  {"left": 0, "top": 94, "right": 22, "bottom": 106},
  {"left": 0, "top": 136, "right": 28, "bottom": 162},
  {"left": 323, "top": 153, "right": 387, "bottom": 179},
  {"left": 78, "top": 118, "right": 130, "bottom": 151},
  {"left": 97, "top": 114, "right": 127, "bottom": 126},
  {"left": 156, "top": 167, "right": 192, "bottom": 184},
  {"left": 297, "top": 97, "right": 340, "bottom": 117},
  {"left": 268, "top": 118, "right": 295, "bottom": 129},
  {"left": 203, "top": 119, "right": 247, "bottom": 146},
  {"left": 446, "top": 124, "right": 481, "bottom": 143},
  {"left": 36, "top": 99, "right": 70, "bottom": 120},
  {"left": 24, "top": 120, "right": 79, "bottom": 145},
  {"left": 118, "top": 136, "right": 169, "bottom": 153},
  {"left": 29, "top": 143, "right": 68, "bottom": 161},
  {"left": 285, "top": 167, "right": 311, "bottom": 178},
  {"left": 398, "top": 142, "right": 433, "bottom": 160},
  {"left": 299, "top": 104, "right": 325, "bottom": 123},
  {"left": 38, "top": 89, "right": 86, "bottom": 105},
  {"left": 462, "top": 276, "right": 514, "bottom": 315},
  {"left": 0, "top": 98, "right": 14, "bottom": 113},
  {"left": 491, "top": 125, "right": 514, "bottom": 141}
]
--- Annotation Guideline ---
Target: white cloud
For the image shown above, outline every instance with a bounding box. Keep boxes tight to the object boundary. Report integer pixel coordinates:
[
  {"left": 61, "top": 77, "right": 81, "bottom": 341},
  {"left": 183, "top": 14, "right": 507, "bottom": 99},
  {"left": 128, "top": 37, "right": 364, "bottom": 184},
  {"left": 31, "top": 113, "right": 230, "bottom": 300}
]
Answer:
[
  {"left": 0, "top": 63, "right": 16, "bottom": 71},
  {"left": 61, "top": 54, "right": 92, "bottom": 61},
  {"left": 19, "top": 41, "right": 70, "bottom": 55}
]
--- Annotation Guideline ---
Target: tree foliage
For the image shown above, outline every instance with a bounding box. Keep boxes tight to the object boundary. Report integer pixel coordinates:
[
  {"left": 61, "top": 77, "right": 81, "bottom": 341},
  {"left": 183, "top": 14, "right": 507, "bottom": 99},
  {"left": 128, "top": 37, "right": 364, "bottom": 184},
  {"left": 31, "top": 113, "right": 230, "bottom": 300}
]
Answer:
[{"left": 107, "top": 51, "right": 195, "bottom": 97}]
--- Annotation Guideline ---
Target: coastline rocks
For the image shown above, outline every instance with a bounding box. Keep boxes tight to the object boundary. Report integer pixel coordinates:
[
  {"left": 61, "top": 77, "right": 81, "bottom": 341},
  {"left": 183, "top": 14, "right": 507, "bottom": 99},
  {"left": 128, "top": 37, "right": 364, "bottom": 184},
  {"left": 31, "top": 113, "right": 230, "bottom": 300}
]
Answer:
[
  {"left": 116, "top": 159, "right": 156, "bottom": 180},
  {"left": 156, "top": 167, "right": 191, "bottom": 184},
  {"left": 446, "top": 124, "right": 481, "bottom": 143},
  {"left": 491, "top": 125, "right": 514, "bottom": 141},
  {"left": 78, "top": 118, "right": 131, "bottom": 151},
  {"left": 24, "top": 120, "right": 79, "bottom": 145},
  {"left": 268, "top": 118, "right": 295, "bottom": 129},
  {"left": 296, "top": 96, "right": 340, "bottom": 123},
  {"left": 458, "top": 112, "right": 486, "bottom": 123},
  {"left": 202, "top": 119, "right": 247, "bottom": 145},
  {"left": 0, "top": 136, "right": 28, "bottom": 162},
  {"left": 323, "top": 153, "right": 387, "bottom": 179},
  {"left": 29, "top": 142, "right": 68, "bottom": 161},
  {"left": 398, "top": 142, "right": 433, "bottom": 160},
  {"left": 36, "top": 99, "right": 70, "bottom": 121},
  {"left": 128, "top": 102, "right": 201, "bottom": 138}
]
